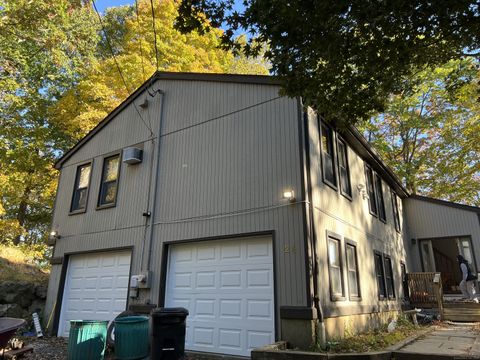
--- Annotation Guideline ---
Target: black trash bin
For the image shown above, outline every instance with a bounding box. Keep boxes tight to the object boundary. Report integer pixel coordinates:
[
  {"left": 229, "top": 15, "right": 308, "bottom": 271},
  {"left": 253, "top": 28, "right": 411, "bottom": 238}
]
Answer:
[{"left": 150, "top": 307, "right": 189, "bottom": 360}]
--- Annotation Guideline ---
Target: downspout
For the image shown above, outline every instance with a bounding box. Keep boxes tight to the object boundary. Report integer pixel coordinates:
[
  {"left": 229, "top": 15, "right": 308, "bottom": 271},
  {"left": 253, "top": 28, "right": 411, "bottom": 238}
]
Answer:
[
  {"left": 145, "top": 90, "right": 165, "bottom": 274},
  {"left": 300, "top": 101, "right": 325, "bottom": 344}
]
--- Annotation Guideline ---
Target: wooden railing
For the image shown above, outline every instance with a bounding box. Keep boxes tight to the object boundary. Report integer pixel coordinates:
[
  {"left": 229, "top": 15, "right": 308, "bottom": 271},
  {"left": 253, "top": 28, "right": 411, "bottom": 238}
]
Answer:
[{"left": 407, "top": 272, "right": 443, "bottom": 308}]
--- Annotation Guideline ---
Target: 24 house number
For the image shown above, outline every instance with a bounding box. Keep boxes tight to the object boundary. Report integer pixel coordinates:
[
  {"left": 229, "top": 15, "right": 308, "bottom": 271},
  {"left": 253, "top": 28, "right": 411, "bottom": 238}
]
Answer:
[{"left": 283, "top": 245, "right": 296, "bottom": 254}]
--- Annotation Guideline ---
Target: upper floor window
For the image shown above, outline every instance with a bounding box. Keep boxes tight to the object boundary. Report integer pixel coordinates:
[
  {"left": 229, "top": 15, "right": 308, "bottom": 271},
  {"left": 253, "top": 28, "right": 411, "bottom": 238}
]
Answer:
[
  {"left": 375, "top": 174, "right": 386, "bottom": 222},
  {"left": 98, "top": 154, "right": 120, "bottom": 207},
  {"left": 392, "top": 191, "right": 401, "bottom": 232},
  {"left": 327, "top": 235, "right": 345, "bottom": 300},
  {"left": 365, "top": 165, "right": 377, "bottom": 215},
  {"left": 320, "top": 122, "right": 337, "bottom": 188},
  {"left": 337, "top": 137, "right": 352, "bottom": 198},
  {"left": 70, "top": 162, "right": 92, "bottom": 213}
]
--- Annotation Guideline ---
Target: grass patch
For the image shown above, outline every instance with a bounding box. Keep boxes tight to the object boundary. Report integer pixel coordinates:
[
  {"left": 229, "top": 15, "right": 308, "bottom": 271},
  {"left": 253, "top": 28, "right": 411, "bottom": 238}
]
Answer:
[
  {"left": 314, "top": 316, "right": 423, "bottom": 353},
  {"left": 0, "top": 244, "right": 49, "bottom": 283}
]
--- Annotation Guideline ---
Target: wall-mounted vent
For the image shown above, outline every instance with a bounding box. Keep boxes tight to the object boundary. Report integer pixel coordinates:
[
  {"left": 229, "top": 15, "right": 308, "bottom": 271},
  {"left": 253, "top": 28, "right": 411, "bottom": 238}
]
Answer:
[{"left": 123, "top": 147, "right": 143, "bottom": 165}]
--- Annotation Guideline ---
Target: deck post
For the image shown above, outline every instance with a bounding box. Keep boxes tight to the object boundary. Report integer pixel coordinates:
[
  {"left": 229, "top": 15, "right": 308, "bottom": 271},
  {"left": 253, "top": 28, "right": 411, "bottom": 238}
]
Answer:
[{"left": 433, "top": 273, "right": 444, "bottom": 320}]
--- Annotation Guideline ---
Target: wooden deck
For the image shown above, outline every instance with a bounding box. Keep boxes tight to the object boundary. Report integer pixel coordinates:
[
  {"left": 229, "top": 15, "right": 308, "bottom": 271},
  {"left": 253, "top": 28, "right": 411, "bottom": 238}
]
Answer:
[{"left": 407, "top": 272, "right": 480, "bottom": 322}]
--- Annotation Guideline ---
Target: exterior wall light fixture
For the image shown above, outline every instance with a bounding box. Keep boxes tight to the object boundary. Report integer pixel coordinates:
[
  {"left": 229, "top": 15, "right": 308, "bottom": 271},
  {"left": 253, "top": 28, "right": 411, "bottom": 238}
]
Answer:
[
  {"left": 283, "top": 190, "right": 296, "bottom": 203},
  {"left": 49, "top": 230, "right": 61, "bottom": 244}
]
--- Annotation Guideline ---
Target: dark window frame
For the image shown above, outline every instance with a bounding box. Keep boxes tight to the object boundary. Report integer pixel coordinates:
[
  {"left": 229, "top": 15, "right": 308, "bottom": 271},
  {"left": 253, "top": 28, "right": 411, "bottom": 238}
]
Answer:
[
  {"left": 374, "top": 250, "right": 387, "bottom": 300},
  {"left": 384, "top": 255, "right": 396, "bottom": 299},
  {"left": 345, "top": 240, "right": 361, "bottom": 301},
  {"left": 326, "top": 232, "right": 346, "bottom": 301},
  {"left": 375, "top": 173, "right": 386, "bottom": 223},
  {"left": 69, "top": 161, "right": 93, "bottom": 214},
  {"left": 392, "top": 190, "right": 401, "bottom": 232},
  {"left": 319, "top": 120, "right": 338, "bottom": 190},
  {"left": 97, "top": 153, "right": 121, "bottom": 209},
  {"left": 400, "top": 261, "right": 409, "bottom": 300},
  {"left": 336, "top": 136, "right": 352, "bottom": 200},
  {"left": 365, "top": 164, "right": 378, "bottom": 216}
]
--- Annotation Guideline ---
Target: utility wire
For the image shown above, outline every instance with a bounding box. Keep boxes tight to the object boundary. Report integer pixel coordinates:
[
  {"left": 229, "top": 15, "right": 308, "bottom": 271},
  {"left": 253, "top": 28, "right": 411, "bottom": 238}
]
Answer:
[
  {"left": 91, "top": 0, "right": 154, "bottom": 137},
  {"left": 160, "top": 96, "right": 283, "bottom": 138},
  {"left": 149, "top": 0, "right": 160, "bottom": 70},
  {"left": 134, "top": 0, "right": 146, "bottom": 82}
]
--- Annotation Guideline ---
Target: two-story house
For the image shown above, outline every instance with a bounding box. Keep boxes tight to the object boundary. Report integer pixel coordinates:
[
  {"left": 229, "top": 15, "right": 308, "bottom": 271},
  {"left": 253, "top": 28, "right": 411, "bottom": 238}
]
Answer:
[{"left": 44, "top": 72, "right": 480, "bottom": 357}]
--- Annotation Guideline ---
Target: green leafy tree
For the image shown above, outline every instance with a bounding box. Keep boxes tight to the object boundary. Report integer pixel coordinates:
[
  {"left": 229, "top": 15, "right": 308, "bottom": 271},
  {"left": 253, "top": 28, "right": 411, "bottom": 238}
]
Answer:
[
  {"left": 0, "top": 0, "right": 99, "bottom": 245},
  {"left": 359, "top": 59, "right": 480, "bottom": 206},
  {"left": 176, "top": 0, "right": 479, "bottom": 124},
  {"left": 52, "top": 0, "right": 269, "bottom": 142},
  {"left": 1, "top": 0, "right": 269, "bottom": 249}
]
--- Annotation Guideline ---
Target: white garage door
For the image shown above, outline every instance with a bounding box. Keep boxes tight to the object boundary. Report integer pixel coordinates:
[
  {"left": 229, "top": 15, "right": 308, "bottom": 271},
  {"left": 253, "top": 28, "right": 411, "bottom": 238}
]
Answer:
[
  {"left": 165, "top": 237, "right": 275, "bottom": 357},
  {"left": 58, "top": 250, "right": 131, "bottom": 337}
]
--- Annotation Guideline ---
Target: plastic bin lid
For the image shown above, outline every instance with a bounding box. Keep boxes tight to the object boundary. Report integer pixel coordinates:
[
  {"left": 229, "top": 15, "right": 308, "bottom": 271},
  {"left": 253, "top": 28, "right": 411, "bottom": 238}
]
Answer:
[
  {"left": 151, "top": 307, "right": 189, "bottom": 317},
  {"left": 114, "top": 316, "right": 149, "bottom": 324}
]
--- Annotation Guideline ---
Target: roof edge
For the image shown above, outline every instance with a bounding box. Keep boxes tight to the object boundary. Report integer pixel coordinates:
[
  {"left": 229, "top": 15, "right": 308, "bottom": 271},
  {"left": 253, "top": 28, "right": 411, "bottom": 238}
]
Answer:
[
  {"left": 345, "top": 125, "right": 409, "bottom": 198},
  {"left": 409, "top": 194, "right": 480, "bottom": 213},
  {"left": 54, "top": 71, "right": 280, "bottom": 169}
]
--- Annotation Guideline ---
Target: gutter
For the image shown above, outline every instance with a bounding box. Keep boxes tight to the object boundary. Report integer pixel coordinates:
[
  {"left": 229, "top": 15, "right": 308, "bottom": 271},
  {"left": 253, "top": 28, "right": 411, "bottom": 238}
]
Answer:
[{"left": 300, "top": 100, "right": 325, "bottom": 336}]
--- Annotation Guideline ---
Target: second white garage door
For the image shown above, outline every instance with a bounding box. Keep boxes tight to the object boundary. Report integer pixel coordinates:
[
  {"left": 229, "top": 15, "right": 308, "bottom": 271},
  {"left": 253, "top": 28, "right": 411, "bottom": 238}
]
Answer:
[{"left": 165, "top": 236, "right": 275, "bottom": 357}]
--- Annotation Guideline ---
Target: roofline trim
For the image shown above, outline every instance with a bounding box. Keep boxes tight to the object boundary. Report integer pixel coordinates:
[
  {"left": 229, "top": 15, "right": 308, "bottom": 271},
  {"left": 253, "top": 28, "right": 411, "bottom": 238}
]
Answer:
[
  {"left": 54, "top": 71, "right": 280, "bottom": 169},
  {"left": 345, "top": 125, "right": 409, "bottom": 197},
  {"left": 409, "top": 194, "right": 480, "bottom": 213}
]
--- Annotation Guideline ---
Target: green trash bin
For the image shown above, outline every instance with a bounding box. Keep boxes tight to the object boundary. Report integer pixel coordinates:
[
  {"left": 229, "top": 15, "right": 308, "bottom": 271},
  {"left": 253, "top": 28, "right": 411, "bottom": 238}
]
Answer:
[
  {"left": 67, "top": 320, "right": 108, "bottom": 360},
  {"left": 114, "top": 316, "right": 149, "bottom": 360}
]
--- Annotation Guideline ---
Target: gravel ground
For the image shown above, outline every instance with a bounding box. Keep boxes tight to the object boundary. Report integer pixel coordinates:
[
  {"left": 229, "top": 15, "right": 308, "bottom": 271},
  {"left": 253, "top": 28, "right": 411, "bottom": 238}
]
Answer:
[
  {"left": 12, "top": 336, "right": 118, "bottom": 359},
  {"left": 13, "top": 337, "right": 234, "bottom": 359}
]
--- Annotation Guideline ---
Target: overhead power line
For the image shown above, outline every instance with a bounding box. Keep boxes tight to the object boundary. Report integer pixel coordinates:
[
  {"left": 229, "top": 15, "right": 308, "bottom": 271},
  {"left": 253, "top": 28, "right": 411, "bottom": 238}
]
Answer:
[
  {"left": 91, "top": 0, "right": 154, "bottom": 137},
  {"left": 149, "top": 0, "right": 160, "bottom": 70},
  {"left": 134, "top": 0, "right": 146, "bottom": 82}
]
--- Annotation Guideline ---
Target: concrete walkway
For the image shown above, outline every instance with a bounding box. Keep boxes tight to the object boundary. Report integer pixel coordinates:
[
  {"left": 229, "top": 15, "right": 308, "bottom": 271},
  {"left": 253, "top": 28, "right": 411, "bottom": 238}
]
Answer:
[{"left": 397, "top": 323, "right": 480, "bottom": 358}]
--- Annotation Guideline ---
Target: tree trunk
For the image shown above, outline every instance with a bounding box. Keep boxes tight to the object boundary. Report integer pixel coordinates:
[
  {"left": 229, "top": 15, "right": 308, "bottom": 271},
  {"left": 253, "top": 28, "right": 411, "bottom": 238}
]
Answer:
[{"left": 13, "top": 186, "right": 31, "bottom": 245}]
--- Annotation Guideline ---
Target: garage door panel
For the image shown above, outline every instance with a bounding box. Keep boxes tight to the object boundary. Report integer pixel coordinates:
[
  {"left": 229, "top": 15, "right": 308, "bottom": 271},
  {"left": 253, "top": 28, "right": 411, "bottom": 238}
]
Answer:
[
  {"left": 58, "top": 250, "right": 131, "bottom": 337},
  {"left": 165, "top": 237, "right": 274, "bottom": 357}
]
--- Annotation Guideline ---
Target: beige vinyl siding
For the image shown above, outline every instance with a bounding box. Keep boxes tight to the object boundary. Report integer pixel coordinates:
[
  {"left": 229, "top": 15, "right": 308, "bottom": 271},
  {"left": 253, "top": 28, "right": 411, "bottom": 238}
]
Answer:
[
  {"left": 305, "top": 107, "right": 408, "bottom": 319},
  {"left": 404, "top": 197, "right": 480, "bottom": 272},
  {"left": 46, "top": 79, "right": 308, "bottom": 329}
]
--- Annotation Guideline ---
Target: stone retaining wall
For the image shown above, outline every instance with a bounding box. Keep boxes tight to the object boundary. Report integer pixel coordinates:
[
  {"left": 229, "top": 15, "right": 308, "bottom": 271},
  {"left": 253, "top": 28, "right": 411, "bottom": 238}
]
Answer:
[{"left": 0, "top": 281, "right": 47, "bottom": 321}]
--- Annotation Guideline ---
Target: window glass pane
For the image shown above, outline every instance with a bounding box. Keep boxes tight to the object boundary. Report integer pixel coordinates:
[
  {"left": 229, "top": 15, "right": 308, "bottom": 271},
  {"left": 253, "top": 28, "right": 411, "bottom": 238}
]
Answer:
[
  {"left": 321, "top": 125, "right": 332, "bottom": 154},
  {"left": 384, "top": 257, "right": 395, "bottom": 298},
  {"left": 375, "top": 175, "right": 386, "bottom": 221},
  {"left": 392, "top": 191, "right": 401, "bottom": 231},
  {"left": 338, "top": 141, "right": 346, "bottom": 168},
  {"left": 366, "top": 167, "right": 377, "bottom": 214},
  {"left": 78, "top": 165, "right": 91, "bottom": 188},
  {"left": 76, "top": 188, "right": 88, "bottom": 209},
  {"left": 331, "top": 268, "right": 342, "bottom": 295},
  {"left": 101, "top": 182, "right": 117, "bottom": 204},
  {"left": 346, "top": 245, "right": 359, "bottom": 297},
  {"left": 375, "top": 254, "right": 386, "bottom": 297},
  {"left": 328, "top": 238, "right": 343, "bottom": 297},
  {"left": 71, "top": 164, "right": 91, "bottom": 211},
  {"left": 348, "top": 271, "right": 359, "bottom": 297},
  {"left": 346, "top": 245, "right": 355, "bottom": 270},
  {"left": 328, "top": 239, "right": 340, "bottom": 266},
  {"left": 105, "top": 156, "right": 119, "bottom": 181},
  {"left": 338, "top": 140, "right": 351, "bottom": 196},
  {"left": 324, "top": 154, "right": 335, "bottom": 184}
]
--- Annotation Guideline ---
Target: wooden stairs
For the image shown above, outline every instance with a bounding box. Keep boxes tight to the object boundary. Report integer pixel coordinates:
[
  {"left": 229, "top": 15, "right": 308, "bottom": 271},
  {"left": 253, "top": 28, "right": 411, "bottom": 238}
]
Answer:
[{"left": 443, "top": 301, "right": 480, "bottom": 322}]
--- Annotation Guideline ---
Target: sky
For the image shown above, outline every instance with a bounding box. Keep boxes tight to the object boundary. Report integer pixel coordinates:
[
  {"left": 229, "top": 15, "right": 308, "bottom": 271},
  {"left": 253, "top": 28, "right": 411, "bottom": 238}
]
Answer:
[{"left": 96, "top": 0, "right": 134, "bottom": 13}]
